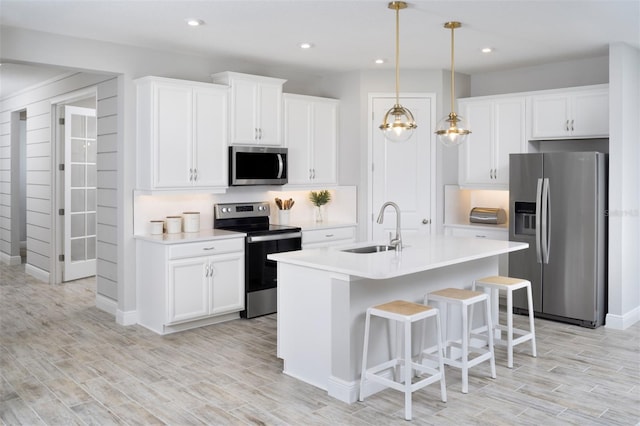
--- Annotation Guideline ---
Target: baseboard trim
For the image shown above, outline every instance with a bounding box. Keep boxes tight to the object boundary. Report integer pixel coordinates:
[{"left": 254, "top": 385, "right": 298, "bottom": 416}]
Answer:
[
  {"left": 117, "top": 309, "right": 138, "bottom": 326},
  {"left": 95, "top": 293, "right": 117, "bottom": 316},
  {"left": 327, "top": 371, "right": 393, "bottom": 404},
  {"left": 605, "top": 306, "right": 640, "bottom": 330},
  {"left": 25, "top": 264, "right": 49, "bottom": 282},
  {"left": 0, "top": 252, "right": 23, "bottom": 266}
]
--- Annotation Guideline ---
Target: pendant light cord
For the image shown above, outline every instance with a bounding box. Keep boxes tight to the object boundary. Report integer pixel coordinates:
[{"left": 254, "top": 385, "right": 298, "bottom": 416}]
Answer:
[
  {"left": 450, "top": 24, "right": 455, "bottom": 115},
  {"left": 395, "top": 4, "right": 400, "bottom": 106}
]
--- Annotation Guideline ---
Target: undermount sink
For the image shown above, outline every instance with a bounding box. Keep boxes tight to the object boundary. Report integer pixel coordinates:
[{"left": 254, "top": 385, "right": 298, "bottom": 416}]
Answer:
[{"left": 341, "top": 245, "right": 396, "bottom": 254}]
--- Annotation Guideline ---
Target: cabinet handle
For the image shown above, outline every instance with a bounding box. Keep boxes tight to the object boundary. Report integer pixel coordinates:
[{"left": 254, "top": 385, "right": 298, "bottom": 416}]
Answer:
[
  {"left": 570, "top": 119, "right": 574, "bottom": 131},
  {"left": 325, "top": 234, "right": 334, "bottom": 238},
  {"left": 255, "top": 128, "right": 258, "bottom": 140},
  {"left": 565, "top": 120, "right": 570, "bottom": 131},
  {"left": 203, "top": 247, "right": 216, "bottom": 251},
  {"left": 209, "top": 263, "right": 215, "bottom": 277},
  {"left": 309, "top": 169, "right": 313, "bottom": 180},
  {"left": 422, "top": 219, "right": 430, "bottom": 224},
  {"left": 193, "top": 168, "right": 197, "bottom": 181},
  {"left": 259, "top": 128, "right": 263, "bottom": 140},
  {"left": 313, "top": 168, "right": 316, "bottom": 179},
  {"left": 204, "top": 264, "right": 210, "bottom": 277},
  {"left": 189, "top": 168, "right": 193, "bottom": 182},
  {"left": 475, "top": 234, "right": 487, "bottom": 238}
]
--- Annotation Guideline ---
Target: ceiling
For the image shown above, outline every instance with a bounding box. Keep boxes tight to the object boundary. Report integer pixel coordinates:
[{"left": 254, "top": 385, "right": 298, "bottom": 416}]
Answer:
[{"left": 1, "top": 0, "right": 639, "bottom": 98}]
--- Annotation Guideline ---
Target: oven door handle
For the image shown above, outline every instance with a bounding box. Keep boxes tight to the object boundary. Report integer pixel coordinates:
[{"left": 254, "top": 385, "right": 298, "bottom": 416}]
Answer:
[{"left": 247, "top": 232, "right": 302, "bottom": 243}]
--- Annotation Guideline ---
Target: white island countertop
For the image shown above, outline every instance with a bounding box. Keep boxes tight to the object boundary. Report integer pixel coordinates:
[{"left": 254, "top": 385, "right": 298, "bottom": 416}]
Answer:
[{"left": 268, "top": 234, "right": 527, "bottom": 280}]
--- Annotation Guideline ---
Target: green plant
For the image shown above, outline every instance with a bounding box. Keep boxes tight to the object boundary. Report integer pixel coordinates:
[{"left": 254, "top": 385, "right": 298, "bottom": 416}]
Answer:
[{"left": 309, "top": 190, "right": 331, "bottom": 207}]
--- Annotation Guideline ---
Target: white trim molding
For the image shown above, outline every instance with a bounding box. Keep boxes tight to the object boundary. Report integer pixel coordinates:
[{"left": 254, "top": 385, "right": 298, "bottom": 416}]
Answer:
[{"left": 605, "top": 306, "right": 640, "bottom": 330}]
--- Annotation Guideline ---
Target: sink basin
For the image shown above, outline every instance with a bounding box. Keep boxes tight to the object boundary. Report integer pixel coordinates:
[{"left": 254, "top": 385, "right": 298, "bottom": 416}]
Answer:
[{"left": 341, "top": 245, "right": 396, "bottom": 254}]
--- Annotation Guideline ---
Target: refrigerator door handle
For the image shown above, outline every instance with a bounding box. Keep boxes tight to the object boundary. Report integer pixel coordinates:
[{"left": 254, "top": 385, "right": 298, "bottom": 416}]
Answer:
[
  {"left": 541, "top": 178, "right": 550, "bottom": 264},
  {"left": 535, "top": 178, "right": 543, "bottom": 263}
]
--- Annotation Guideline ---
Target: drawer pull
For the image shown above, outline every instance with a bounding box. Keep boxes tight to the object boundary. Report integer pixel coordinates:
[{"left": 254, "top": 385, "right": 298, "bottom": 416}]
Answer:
[
  {"left": 325, "top": 234, "right": 334, "bottom": 238},
  {"left": 203, "top": 247, "right": 216, "bottom": 251},
  {"left": 475, "top": 235, "right": 487, "bottom": 238}
]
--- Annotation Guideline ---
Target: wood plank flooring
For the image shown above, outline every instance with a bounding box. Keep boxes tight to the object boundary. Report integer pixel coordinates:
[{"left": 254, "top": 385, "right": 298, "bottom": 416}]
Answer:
[{"left": 1, "top": 262, "right": 639, "bottom": 425}]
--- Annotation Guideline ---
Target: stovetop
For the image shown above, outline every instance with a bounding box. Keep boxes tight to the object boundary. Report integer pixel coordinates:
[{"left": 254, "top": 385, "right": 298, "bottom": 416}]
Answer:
[{"left": 213, "top": 202, "right": 301, "bottom": 236}]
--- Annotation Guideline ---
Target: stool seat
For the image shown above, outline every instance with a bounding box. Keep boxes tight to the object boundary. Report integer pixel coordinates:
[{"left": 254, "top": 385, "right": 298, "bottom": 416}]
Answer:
[
  {"left": 424, "top": 288, "right": 496, "bottom": 394},
  {"left": 359, "top": 300, "right": 446, "bottom": 421},
  {"left": 473, "top": 276, "right": 537, "bottom": 368}
]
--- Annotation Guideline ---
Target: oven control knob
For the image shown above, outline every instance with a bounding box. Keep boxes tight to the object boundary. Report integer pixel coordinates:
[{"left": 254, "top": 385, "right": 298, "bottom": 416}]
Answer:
[{"left": 258, "top": 206, "right": 266, "bottom": 211}]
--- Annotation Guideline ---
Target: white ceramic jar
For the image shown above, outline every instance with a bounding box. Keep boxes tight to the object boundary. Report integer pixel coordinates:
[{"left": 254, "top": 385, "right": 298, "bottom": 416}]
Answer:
[
  {"left": 166, "top": 216, "right": 182, "bottom": 234},
  {"left": 182, "top": 212, "right": 200, "bottom": 233}
]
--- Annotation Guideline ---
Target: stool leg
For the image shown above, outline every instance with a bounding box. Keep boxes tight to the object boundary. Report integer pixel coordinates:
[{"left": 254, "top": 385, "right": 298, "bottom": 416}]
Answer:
[
  {"left": 403, "top": 319, "right": 412, "bottom": 421},
  {"left": 526, "top": 284, "right": 537, "bottom": 358},
  {"left": 461, "top": 302, "right": 469, "bottom": 394},
  {"left": 359, "top": 310, "right": 371, "bottom": 402},
  {"left": 485, "top": 297, "right": 496, "bottom": 379},
  {"left": 506, "top": 288, "right": 514, "bottom": 368},
  {"left": 435, "top": 312, "right": 447, "bottom": 403}
]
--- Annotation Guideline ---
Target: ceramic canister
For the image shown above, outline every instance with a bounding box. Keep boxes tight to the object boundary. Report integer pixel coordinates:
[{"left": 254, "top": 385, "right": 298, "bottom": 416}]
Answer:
[
  {"left": 166, "top": 216, "right": 182, "bottom": 234},
  {"left": 182, "top": 212, "right": 200, "bottom": 233},
  {"left": 149, "top": 220, "right": 164, "bottom": 235}
]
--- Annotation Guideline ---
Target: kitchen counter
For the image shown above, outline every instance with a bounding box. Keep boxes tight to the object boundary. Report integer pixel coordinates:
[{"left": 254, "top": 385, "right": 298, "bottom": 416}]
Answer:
[
  {"left": 292, "top": 220, "right": 357, "bottom": 231},
  {"left": 134, "top": 228, "right": 245, "bottom": 244},
  {"left": 269, "top": 235, "right": 527, "bottom": 403}
]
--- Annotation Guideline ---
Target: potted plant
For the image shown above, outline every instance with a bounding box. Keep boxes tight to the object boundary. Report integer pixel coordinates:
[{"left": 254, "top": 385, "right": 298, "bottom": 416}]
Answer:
[{"left": 309, "top": 190, "right": 331, "bottom": 222}]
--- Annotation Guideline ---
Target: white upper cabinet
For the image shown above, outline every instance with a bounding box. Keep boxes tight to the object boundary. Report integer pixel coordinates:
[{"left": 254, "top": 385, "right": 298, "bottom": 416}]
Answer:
[
  {"left": 529, "top": 85, "right": 609, "bottom": 139},
  {"left": 284, "top": 94, "right": 339, "bottom": 185},
  {"left": 136, "top": 77, "right": 228, "bottom": 191},
  {"left": 212, "top": 72, "right": 286, "bottom": 146},
  {"left": 458, "top": 96, "right": 526, "bottom": 190}
]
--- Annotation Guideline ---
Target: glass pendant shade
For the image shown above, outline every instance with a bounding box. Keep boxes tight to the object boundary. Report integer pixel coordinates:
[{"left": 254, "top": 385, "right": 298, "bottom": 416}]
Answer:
[
  {"left": 380, "top": 104, "right": 417, "bottom": 143},
  {"left": 380, "top": 1, "right": 416, "bottom": 143},
  {"left": 436, "top": 112, "right": 471, "bottom": 147}
]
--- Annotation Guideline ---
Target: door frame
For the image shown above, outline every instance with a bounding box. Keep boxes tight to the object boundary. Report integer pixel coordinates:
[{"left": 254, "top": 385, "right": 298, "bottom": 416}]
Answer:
[
  {"left": 50, "top": 87, "right": 97, "bottom": 284},
  {"left": 367, "top": 92, "right": 437, "bottom": 239}
]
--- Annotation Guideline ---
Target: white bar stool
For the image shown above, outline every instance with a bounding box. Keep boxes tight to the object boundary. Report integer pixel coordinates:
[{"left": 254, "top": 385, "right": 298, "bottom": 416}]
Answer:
[
  {"left": 359, "top": 300, "right": 446, "bottom": 421},
  {"left": 473, "top": 275, "right": 537, "bottom": 368},
  {"left": 424, "top": 288, "right": 496, "bottom": 394}
]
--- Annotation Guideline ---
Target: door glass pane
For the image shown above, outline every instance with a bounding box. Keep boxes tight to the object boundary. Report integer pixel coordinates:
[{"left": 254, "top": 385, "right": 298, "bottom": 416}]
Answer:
[
  {"left": 87, "top": 213, "right": 96, "bottom": 235},
  {"left": 86, "top": 189, "right": 96, "bottom": 211},
  {"left": 71, "top": 238, "right": 86, "bottom": 262},
  {"left": 71, "top": 164, "right": 86, "bottom": 187},
  {"left": 71, "top": 114, "right": 86, "bottom": 138},
  {"left": 71, "top": 214, "right": 85, "bottom": 237},
  {"left": 87, "top": 237, "right": 96, "bottom": 260},
  {"left": 86, "top": 164, "right": 97, "bottom": 187},
  {"left": 87, "top": 116, "right": 97, "bottom": 138},
  {"left": 71, "top": 189, "right": 85, "bottom": 212},
  {"left": 71, "top": 139, "right": 86, "bottom": 162},
  {"left": 87, "top": 139, "right": 97, "bottom": 163}
]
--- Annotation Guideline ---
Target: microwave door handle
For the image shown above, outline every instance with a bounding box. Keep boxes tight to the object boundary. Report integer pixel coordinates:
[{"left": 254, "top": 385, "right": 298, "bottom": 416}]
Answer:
[
  {"left": 276, "top": 154, "right": 284, "bottom": 179},
  {"left": 535, "top": 178, "right": 543, "bottom": 263}
]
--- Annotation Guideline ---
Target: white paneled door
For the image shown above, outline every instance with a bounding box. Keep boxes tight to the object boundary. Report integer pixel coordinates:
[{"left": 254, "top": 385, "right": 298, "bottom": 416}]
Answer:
[
  {"left": 63, "top": 106, "right": 97, "bottom": 281},
  {"left": 370, "top": 95, "right": 435, "bottom": 241}
]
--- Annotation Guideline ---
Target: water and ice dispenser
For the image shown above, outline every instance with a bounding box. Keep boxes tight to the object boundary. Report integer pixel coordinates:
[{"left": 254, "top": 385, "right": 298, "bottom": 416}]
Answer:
[{"left": 514, "top": 202, "right": 536, "bottom": 236}]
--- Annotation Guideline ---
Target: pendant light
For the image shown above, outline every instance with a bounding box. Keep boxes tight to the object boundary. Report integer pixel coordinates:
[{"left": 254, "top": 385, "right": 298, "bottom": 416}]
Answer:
[
  {"left": 435, "top": 21, "right": 471, "bottom": 147},
  {"left": 379, "top": 1, "right": 417, "bottom": 143}
]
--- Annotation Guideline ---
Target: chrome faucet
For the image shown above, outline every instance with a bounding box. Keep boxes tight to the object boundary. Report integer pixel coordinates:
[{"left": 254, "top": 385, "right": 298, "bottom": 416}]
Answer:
[{"left": 376, "top": 201, "right": 402, "bottom": 252}]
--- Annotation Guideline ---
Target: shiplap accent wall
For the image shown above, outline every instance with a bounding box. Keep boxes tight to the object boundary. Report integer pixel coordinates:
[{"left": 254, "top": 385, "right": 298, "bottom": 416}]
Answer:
[
  {"left": 0, "top": 73, "right": 115, "bottom": 288},
  {"left": 96, "top": 78, "right": 118, "bottom": 301}
]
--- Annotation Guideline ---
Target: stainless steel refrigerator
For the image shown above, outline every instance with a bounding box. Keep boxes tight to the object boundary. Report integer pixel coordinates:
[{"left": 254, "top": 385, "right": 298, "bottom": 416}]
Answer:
[{"left": 509, "top": 152, "right": 607, "bottom": 328}]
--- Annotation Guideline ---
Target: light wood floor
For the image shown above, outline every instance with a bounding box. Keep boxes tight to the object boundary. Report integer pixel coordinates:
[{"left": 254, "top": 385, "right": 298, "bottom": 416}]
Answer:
[{"left": 1, "top": 262, "right": 639, "bottom": 425}]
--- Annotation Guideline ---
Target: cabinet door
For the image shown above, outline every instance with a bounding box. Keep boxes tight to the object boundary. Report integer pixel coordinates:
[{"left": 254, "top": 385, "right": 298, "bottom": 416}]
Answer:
[
  {"left": 494, "top": 99, "right": 525, "bottom": 185},
  {"left": 257, "top": 83, "right": 283, "bottom": 145},
  {"left": 311, "top": 100, "right": 338, "bottom": 184},
  {"left": 167, "top": 257, "right": 209, "bottom": 323},
  {"left": 210, "top": 252, "right": 245, "bottom": 315},
  {"left": 154, "top": 84, "right": 193, "bottom": 188},
  {"left": 571, "top": 90, "right": 608, "bottom": 137},
  {"left": 284, "top": 96, "right": 312, "bottom": 184},
  {"left": 530, "top": 94, "right": 571, "bottom": 139},
  {"left": 459, "top": 101, "right": 494, "bottom": 186},
  {"left": 192, "top": 87, "right": 228, "bottom": 187},
  {"left": 229, "top": 79, "right": 259, "bottom": 144}
]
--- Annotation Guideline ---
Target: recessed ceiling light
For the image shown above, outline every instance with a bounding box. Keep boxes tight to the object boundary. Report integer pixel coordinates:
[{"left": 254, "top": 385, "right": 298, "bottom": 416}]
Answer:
[
  {"left": 299, "top": 42, "right": 314, "bottom": 49},
  {"left": 481, "top": 47, "right": 493, "bottom": 53},
  {"left": 186, "top": 19, "right": 205, "bottom": 27},
  {"left": 374, "top": 58, "right": 386, "bottom": 65}
]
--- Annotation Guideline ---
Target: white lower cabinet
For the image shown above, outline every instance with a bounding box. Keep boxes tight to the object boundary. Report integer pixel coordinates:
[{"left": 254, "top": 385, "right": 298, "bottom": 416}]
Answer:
[
  {"left": 137, "top": 237, "right": 244, "bottom": 334},
  {"left": 444, "top": 225, "right": 509, "bottom": 275},
  {"left": 302, "top": 226, "right": 356, "bottom": 249}
]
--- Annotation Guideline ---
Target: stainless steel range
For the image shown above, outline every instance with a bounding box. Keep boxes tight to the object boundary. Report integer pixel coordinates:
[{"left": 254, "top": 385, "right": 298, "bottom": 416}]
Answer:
[{"left": 214, "top": 202, "right": 302, "bottom": 318}]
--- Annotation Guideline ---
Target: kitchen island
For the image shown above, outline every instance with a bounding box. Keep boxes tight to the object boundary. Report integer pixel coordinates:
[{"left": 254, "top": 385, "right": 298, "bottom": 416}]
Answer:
[{"left": 268, "top": 235, "right": 528, "bottom": 403}]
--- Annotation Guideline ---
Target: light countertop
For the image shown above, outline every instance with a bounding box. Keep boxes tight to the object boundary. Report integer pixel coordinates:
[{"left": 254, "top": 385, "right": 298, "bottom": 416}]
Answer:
[
  {"left": 134, "top": 228, "right": 245, "bottom": 244},
  {"left": 293, "top": 221, "right": 357, "bottom": 231},
  {"left": 268, "top": 234, "right": 527, "bottom": 280}
]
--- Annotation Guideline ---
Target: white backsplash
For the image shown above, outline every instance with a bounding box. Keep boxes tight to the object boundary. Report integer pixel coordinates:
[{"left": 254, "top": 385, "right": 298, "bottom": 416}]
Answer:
[
  {"left": 444, "top": 185, "right": 509, "bottom": 225},
  {"left": 134, "top": 186, "right": 358, "bottom": 235}
]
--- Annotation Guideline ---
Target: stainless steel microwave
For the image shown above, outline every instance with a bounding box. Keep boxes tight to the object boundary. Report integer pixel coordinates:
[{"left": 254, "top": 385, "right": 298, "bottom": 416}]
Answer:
[{"left": 229, "top": 146, "right": 288, "bottom": 186}]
